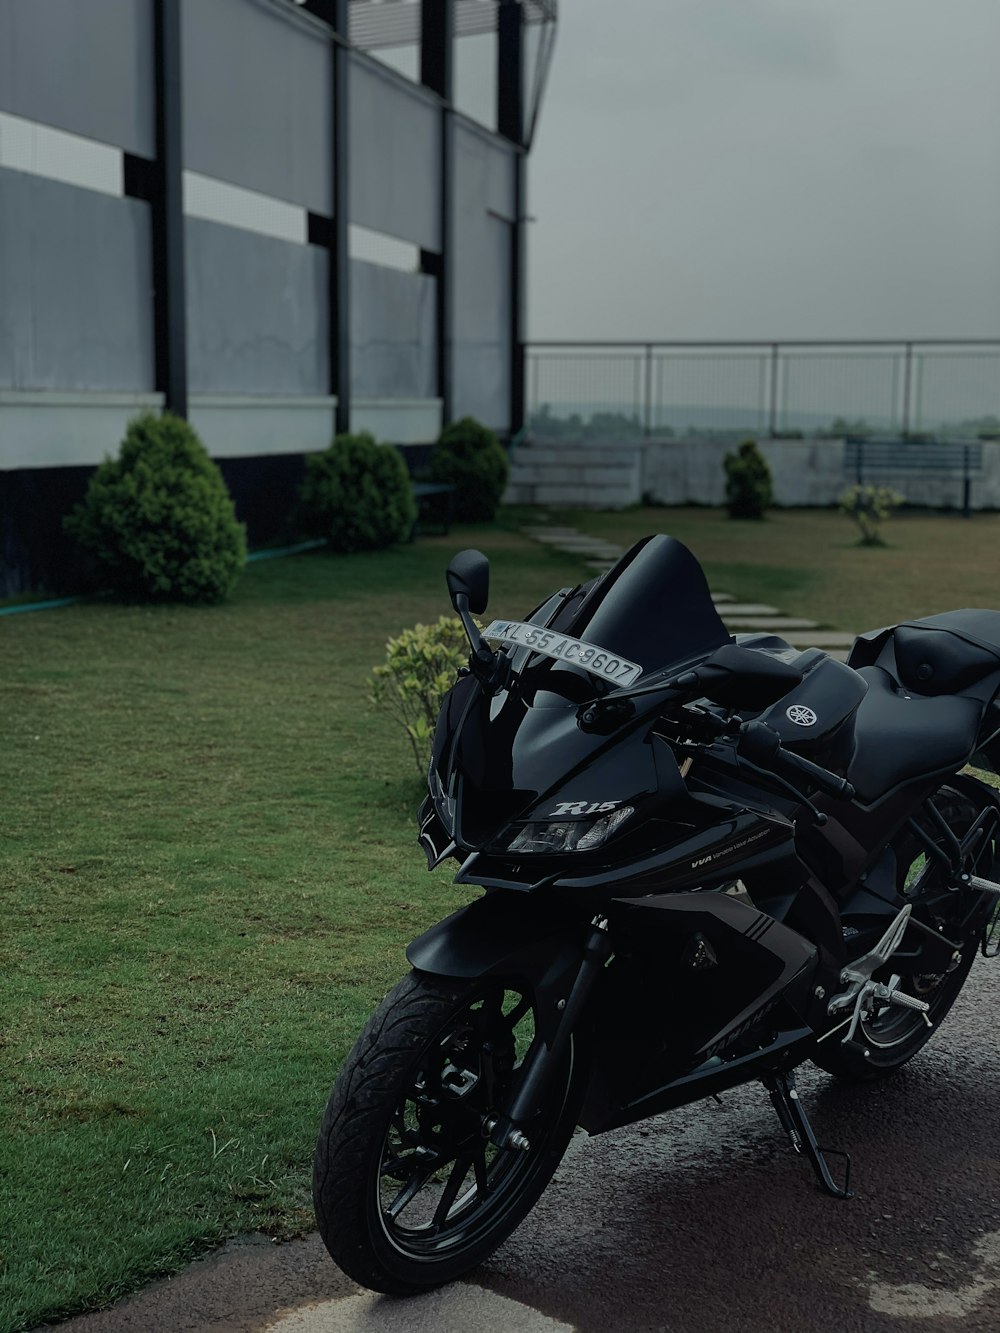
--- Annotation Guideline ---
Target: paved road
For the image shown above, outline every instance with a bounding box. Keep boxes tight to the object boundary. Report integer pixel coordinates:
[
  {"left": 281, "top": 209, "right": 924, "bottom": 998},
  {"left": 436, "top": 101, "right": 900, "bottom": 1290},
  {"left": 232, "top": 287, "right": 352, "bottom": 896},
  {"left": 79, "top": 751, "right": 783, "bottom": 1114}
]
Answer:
[{"left": 53, "top": 958, "right": 1000, "bottom": 1333}]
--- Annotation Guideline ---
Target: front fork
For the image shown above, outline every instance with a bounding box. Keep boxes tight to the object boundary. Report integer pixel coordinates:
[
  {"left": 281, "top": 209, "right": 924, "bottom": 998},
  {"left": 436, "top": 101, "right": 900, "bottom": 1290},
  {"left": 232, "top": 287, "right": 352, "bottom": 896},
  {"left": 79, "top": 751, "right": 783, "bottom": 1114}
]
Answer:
[{"left": 489, "top": 915, "right": 612, "bottom": 1153}]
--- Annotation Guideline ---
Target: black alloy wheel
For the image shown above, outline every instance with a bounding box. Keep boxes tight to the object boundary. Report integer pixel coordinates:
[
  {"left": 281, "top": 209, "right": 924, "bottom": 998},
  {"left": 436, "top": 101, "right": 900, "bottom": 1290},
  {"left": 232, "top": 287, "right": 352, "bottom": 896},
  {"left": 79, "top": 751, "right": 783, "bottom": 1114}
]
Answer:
[{"left": 313, "top": 970, "right": 584, "bottom": 1294}]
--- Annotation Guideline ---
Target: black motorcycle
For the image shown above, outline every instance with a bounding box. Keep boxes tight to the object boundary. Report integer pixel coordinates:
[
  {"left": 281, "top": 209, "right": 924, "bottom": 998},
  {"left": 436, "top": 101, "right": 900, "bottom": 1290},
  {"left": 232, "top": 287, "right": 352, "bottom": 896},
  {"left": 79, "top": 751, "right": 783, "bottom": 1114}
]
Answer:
[{"left": 313, "top": 534, "right": 1000, "bottom": 1294}]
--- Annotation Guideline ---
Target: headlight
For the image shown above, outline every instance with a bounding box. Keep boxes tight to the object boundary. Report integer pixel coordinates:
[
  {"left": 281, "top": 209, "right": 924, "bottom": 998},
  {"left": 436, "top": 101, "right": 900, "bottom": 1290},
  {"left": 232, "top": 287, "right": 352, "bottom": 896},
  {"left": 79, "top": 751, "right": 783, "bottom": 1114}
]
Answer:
[{"left": 506, "top": 805, "right": 634, "bottom": 854}]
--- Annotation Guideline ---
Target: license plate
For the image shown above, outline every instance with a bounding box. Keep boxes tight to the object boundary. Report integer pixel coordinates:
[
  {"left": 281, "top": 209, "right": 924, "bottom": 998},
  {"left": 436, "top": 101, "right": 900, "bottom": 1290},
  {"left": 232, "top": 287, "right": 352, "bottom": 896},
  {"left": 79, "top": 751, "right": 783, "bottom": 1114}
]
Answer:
[{"left": 482, "top": 620, "right": 643, "bottom": 687}]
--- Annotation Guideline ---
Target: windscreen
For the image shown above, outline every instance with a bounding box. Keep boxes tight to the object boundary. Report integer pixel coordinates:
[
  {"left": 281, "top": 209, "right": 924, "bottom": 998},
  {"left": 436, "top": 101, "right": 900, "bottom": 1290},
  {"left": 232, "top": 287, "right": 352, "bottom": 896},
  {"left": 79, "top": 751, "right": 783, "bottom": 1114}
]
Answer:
[
  {"left": 551, "top": 534, "right": 732, "bottom": 678},
  {"left": 435, "top": 535, "right": 724, "bottom": 846}
]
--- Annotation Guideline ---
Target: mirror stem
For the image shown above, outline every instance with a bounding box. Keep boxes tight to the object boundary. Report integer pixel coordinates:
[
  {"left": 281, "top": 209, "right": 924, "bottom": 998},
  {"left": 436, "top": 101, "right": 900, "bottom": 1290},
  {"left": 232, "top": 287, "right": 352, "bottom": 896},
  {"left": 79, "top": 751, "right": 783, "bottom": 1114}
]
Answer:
[
  {"left": 453, "top": 592, "right": 483, "bottom": 653},
  {"left": 454, "top": 593, "right": 503, "bottom": 688}
]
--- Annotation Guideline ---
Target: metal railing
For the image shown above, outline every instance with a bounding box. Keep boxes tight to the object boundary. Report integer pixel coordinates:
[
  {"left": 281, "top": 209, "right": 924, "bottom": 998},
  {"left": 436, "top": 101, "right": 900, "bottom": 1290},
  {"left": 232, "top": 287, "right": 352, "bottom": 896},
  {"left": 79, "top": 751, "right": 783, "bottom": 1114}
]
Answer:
[{"left": 524, "top": 340, "right": 1000, "bottom": 440}]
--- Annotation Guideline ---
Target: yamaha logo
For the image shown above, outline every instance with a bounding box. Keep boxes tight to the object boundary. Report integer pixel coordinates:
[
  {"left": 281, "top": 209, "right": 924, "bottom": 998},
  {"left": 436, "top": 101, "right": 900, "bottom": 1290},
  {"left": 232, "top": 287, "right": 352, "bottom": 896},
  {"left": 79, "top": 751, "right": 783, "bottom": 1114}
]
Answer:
[{"left": 786, "top": 704, "right": 818, "bottom": 727}]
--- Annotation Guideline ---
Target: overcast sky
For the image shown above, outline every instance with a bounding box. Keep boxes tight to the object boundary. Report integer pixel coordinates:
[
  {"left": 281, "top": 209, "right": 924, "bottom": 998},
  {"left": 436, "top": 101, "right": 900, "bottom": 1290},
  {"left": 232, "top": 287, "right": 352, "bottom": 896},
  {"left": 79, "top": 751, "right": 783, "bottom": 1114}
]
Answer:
[{"left": 525, "top": 0, "right": 1000, "bottom": 342}]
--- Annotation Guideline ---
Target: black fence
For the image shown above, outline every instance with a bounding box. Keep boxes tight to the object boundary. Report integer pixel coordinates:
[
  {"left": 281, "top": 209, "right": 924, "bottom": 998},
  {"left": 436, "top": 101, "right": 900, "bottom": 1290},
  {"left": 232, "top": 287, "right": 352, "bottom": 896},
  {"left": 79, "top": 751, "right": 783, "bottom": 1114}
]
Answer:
[{"left": 525, "top": 340, "right": 1000, "bottom": 441}]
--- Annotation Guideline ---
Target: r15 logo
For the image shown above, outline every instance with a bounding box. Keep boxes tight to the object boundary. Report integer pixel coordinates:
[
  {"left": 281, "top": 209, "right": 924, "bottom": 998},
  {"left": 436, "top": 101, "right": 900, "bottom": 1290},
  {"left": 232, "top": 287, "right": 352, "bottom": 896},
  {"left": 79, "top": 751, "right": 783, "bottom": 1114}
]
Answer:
[{"left": 548, "top": 800, "right": 620, "bottom": 816}]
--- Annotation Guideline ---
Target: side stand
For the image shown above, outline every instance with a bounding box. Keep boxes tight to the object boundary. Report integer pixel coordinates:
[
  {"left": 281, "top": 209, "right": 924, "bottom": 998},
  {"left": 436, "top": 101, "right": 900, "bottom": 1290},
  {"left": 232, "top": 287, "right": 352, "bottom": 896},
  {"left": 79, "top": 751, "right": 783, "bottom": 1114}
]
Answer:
[{"left": 762, "top": 1071, "right": 853, "bottom": 1200}]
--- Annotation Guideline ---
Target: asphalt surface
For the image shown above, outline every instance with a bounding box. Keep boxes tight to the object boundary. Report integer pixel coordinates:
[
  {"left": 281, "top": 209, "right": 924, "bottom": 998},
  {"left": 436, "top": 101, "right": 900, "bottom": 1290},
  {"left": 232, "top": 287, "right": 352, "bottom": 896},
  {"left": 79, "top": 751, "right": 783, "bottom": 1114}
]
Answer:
[{"left": 50, "top": 957, "right": 1000, "bottom": 1333}]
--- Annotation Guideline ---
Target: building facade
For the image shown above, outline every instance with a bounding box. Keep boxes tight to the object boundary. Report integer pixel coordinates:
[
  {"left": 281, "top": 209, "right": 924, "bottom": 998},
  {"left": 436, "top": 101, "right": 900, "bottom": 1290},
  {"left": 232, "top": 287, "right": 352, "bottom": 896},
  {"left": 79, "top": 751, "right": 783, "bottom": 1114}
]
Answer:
[{"left": 0, "top": 0, "right": 556, "bottom": 595}]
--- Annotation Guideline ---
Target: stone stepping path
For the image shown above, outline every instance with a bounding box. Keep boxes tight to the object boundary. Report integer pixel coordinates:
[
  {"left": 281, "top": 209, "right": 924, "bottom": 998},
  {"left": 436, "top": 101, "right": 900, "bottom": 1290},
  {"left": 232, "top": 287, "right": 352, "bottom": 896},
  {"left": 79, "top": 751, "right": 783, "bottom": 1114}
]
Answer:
[
  {"left": 521, "top": 523, "right": 855, "bottom": 662},
  {"left": 720, "top": 616, "right": 822, "bottom": 631},
  {"left": 787, "top": 631, "right": 857, "bottom": 648},
  {"left": 536, "top": 540, "right": 624, "bottom": 559}
]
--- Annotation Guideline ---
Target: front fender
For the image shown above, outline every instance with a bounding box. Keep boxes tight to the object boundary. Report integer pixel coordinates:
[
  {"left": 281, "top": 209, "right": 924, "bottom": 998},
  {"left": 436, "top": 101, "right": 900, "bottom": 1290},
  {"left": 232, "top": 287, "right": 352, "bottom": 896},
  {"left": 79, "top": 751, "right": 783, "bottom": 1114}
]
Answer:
[{"left": 406, "top": 891, "right": 585, "bottom": 1043}]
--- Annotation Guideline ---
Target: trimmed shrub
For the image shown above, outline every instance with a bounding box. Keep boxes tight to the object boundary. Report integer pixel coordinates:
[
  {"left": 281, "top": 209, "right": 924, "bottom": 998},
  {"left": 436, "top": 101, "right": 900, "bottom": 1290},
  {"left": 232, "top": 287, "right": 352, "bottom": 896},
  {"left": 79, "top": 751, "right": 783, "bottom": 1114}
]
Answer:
[
  {"left": 64, "top": 412, "right": 246, "bottom": 603},
  {"left": 723, "top": 439, "right": 773, "bottom": 519},
  {"left": 426, "top": 416, "right": 509, "bottom": 522},
  {"left": 839, "top": 484, "right": 904, "bottom": 547},
  {"left": 369, "top": 616, "right": 471, "bottom": 773},
  {"left": 298, "top": 432, "right": 416, "bottom": 552}
]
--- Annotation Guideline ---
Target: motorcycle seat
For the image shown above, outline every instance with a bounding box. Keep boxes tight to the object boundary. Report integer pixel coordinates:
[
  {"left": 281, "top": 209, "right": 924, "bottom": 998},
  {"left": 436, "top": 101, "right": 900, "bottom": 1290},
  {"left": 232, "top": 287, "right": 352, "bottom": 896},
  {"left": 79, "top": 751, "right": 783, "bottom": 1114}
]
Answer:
[{"left": 847, "top": 666, "right": 984, "bottom": 804}]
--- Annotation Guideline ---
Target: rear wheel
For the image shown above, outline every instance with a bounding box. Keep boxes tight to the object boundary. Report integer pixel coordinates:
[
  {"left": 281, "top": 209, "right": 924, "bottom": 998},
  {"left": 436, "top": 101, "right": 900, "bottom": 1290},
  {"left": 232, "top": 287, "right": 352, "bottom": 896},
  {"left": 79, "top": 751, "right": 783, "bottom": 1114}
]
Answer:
[
  {"left": 814, "top": 785, "right": 993, "bottom": 1082},
  {"left": 313, "top": 970, "right": 584, "bottom": 1294}
]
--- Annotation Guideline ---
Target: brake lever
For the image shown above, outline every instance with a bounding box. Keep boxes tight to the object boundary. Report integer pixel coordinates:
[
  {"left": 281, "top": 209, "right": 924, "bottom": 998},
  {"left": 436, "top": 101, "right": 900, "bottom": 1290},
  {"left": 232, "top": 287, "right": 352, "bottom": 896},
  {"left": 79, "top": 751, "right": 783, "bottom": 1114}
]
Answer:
[{"left": 684, "top": 706, "right": 740, "bottom": 740}]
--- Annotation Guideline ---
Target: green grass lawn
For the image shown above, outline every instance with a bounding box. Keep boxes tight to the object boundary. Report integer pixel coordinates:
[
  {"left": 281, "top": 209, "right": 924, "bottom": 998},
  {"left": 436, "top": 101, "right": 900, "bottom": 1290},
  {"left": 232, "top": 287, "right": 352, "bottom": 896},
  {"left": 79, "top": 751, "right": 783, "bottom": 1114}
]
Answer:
[
  {"left": 0, "top": 527, "right": 589, "bottom": 1333},
  {"left": 4, "top": 504, "right": 1000, "bottom": 1330},
  {"left": 562, "top": 505, "right": 1000, "bottom": 632}
]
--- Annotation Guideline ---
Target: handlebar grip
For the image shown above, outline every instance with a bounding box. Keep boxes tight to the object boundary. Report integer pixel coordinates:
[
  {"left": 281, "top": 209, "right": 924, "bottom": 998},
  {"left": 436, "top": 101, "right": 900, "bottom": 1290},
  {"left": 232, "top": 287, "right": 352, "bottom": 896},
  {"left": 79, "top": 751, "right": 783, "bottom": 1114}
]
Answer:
[{"left": 738, "top": 720, "right": 855, "bottom": 801}]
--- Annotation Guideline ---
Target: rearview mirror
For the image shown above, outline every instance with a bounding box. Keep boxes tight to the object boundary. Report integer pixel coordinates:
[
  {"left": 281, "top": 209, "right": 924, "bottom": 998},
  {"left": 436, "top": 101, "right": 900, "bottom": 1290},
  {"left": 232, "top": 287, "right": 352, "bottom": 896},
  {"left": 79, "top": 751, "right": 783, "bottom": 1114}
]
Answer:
[
  {"left": 446, "top": 549, "right": 490, "bottom": 615},
  {"left": 680, "top": 643, "right": 803, "bottom": 710}
]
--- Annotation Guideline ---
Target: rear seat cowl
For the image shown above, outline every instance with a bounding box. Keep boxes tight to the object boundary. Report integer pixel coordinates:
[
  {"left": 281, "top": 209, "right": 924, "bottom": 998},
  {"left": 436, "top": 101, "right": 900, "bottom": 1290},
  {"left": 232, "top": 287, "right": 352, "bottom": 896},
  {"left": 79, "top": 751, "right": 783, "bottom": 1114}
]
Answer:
[
  {"left": 893, "top": 622, "right": 1000, "bottom": 697},
  {"left": 847, "top": 666, "right": 984, "bottom": 804}
]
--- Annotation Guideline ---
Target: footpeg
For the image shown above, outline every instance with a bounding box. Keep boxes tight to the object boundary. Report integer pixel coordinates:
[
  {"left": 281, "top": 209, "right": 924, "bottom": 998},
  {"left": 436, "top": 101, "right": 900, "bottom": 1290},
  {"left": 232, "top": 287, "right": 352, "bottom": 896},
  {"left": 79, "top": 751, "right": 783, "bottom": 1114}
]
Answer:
[
  {"left": 881, "top": 980, "right": 932, "bottom": 1019},
  {"left": 958, "top": 875, "right": 1000, "bottom": 958},
  {"left": 763, "top": 1071, "right": 852, "bottom": 1200},
  {"left": 966, "top": 874, "right": 1000, "bottom": 898},
  {"left": 821, "top": 973, "right": 931, "bottom": 1052}
]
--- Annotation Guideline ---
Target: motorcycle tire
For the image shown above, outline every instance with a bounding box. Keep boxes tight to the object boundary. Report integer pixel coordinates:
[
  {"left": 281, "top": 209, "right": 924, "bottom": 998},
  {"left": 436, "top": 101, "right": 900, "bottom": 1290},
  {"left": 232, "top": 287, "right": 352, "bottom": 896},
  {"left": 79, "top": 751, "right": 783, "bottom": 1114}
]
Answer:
[
  {"left": 813, "top": 784, "right": 991, "bottom": 1083},
  {"left": 313, "top": 969, "right": 585, "bottom": 1295}
]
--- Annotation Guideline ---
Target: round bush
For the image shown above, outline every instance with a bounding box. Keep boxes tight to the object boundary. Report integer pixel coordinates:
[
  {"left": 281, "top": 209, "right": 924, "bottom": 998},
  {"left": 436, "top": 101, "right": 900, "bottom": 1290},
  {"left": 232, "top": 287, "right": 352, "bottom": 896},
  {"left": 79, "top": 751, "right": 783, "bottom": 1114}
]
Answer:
[
  {"left": 299, "top": 432, "right": 416, "bottom": 552},
  {"left": 723, "top": 439, "right": 773, "bottom": 519},
  {"left": 426, "top": 417, "right": 509, "bottom": 522},
  {"left": 64, "top": 413, "right": 246, "bottom": 603}
]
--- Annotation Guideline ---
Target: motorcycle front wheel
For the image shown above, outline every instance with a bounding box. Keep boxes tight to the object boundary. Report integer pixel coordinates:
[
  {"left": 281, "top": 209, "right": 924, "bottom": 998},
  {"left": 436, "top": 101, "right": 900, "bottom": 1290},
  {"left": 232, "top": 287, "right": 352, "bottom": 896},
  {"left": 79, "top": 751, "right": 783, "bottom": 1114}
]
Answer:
[{"left": 313, "top": 970, "right": 584, "bottom": 1295}]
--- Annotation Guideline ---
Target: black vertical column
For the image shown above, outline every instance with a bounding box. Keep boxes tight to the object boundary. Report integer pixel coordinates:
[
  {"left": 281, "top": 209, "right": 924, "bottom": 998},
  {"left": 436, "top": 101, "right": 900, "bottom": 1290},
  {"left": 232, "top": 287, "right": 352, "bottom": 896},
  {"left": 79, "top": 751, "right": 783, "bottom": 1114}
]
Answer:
[
  {"left": 152, "top": 0, "right": 187, "bottom": 418},
  {"left": 422, "top": 0, "right": 454, "bottom": 428},
  {"left": 332, "top": 0, "right": 351, "bottom": 435},
  {"left": 498, "top": 0, "right": 525, "bottom": 436},
  {"left": 508, "top": 152, "right": 526, "bottom": 437}
]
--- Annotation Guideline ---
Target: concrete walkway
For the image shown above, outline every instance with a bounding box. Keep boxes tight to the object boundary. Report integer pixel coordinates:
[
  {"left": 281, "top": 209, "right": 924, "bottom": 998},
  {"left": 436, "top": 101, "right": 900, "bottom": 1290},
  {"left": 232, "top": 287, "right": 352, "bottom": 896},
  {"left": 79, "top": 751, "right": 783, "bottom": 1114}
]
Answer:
[
  {"left": 522, "top": 524, "right": 856, "bottom": 661},
  {"left": 51, "top": 1236, "right": 572, "bottom": 1333}
]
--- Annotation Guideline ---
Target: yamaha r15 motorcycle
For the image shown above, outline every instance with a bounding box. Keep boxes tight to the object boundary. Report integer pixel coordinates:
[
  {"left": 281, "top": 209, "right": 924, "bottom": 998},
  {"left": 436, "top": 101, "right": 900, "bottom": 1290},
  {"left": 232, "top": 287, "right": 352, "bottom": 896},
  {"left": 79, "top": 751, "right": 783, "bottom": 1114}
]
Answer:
[{"left": 313, "top": 534, "right": 1000, "bottom": 1295}]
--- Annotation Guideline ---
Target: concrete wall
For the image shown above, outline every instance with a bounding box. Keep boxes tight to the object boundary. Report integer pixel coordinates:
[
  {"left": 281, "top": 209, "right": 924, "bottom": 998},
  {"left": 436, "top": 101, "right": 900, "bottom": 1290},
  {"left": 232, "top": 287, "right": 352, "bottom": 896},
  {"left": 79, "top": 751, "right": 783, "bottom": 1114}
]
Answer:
[
  {"left": 182, "top": 0, "right": 332, "bottom": 213},
  {"left": 349, "top": 55, "right": 440, "bottom": 250},
  {"left": 452, "top": 120, "right": 515, "bottom": 434},
  {"left": 509, "top": 434, "right": 1000, "bottom": 511},
  {"left": 643, "top": 438, "right": 849, "bottom": 507},
  {"left": 0, "top": 0, "right": 155, "bottom": 156},
  {"left": 350, "top": 261, "right": 437, "bottom": 400},
  {"left": 186, "top": 219, "right": 330, "bottom": 395},
  {"left": 642, "top": 437, "right": 1000, "bottom": 509},
  {"left": 0, "top": 169, "right": 154, "bottom": 392}
]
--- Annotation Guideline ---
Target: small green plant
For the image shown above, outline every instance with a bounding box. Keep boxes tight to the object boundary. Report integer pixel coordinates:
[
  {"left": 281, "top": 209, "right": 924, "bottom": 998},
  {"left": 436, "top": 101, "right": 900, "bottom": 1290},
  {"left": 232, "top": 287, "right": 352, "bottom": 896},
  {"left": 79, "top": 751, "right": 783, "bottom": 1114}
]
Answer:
[
  {"left": 369, "top": 616, "right": 471, "bottom": 773},
  {"left": 64, "top": 412, "right": 246, "bottom": 603},
  {"left": 829, "top": 417, "right": 872, "bottom": 438},
  {"left": 723, "top": 439, "right": 773, "bottom": 519},
  {"left": 426, "top": 416, "right": 510, "bottom": 522},
  {"left": 839, "top": 484, "right": 904, "bottom": 546},
  {"left": 299, "top": 432, "right": 415, "bottom": 552}
]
